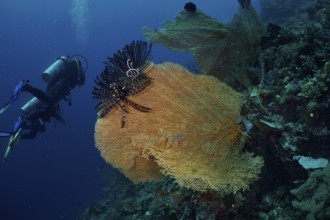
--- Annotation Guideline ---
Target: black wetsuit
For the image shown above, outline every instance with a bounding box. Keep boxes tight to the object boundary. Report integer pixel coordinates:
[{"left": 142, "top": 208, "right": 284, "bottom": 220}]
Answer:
[
  {"left": 19, "top": 84, "right": 57, "bottom": 139},
  {"left": 19, "top": 59, "right": 85, "bottom": 139}
]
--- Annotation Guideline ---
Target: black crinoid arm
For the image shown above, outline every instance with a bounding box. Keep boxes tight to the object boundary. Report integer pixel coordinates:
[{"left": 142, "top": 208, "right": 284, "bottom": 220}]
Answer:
[
  {"left": 92, "top": 69, "right": 122, "bottom": 118},
  {"left": 92, "top": 41, "right": 153, "bottom": 127}
]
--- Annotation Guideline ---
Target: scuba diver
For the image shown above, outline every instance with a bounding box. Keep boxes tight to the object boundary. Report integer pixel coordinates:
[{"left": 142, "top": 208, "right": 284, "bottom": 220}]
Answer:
[{"left": 0, "top": 55, "right": 87, "bottom": 162}]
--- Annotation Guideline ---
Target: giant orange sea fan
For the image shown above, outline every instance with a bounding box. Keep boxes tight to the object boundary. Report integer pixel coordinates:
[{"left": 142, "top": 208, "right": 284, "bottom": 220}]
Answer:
[{"left": 95, "top": 62, "right": 263, "bottom": 193}]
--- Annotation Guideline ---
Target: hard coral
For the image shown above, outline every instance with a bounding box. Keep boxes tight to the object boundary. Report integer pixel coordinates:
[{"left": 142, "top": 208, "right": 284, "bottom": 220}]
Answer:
[
  {"left": 95, "top": 63, "right": 263, "bottom": 193},
  {"left": 291, "top": 164, "right": 330, "bottom": 219}
]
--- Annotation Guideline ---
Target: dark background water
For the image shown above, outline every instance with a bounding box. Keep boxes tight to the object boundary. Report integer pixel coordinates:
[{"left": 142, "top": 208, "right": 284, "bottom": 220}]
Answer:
[{"left": 0, "top": 1, "right": 256, "bottom": 219}]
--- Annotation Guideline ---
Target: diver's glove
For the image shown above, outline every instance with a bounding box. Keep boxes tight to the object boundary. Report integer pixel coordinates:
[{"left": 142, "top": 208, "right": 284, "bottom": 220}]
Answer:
[
  {"left": 0, "top": 80, "right": 29, "bottom": 114},
  {"left": 2, "top": 116, "right": 25, "bottom": 162}
]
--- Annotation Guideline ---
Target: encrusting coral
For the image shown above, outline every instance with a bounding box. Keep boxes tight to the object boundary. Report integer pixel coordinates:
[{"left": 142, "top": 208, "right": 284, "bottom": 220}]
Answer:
[{"left": 95, "top": 62, "right": 263, "bottom": 193}]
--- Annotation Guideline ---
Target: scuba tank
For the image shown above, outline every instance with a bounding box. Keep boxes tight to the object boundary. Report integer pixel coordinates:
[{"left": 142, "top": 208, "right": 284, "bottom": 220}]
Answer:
[
  {"left": 21, "top": 97, "right": 43, "bottom": 117},
  {"left": 42, "top": 56, "right": 70, "bottom": 84},
  {"left": 43, "top": 56, "right": 86, "bottom": 89}
]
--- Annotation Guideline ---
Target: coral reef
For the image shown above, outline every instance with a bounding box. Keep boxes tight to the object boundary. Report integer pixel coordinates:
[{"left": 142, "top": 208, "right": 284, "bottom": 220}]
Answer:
[
  {"left": 259, "top": 0, "right": 330, "bottom": 28},
  {"left": 244, "top": 0, "right": 330, "bottom": 219},
  {"left": 79, "top": 167, "right": 261, "bottom": 220},
  {"left": 249, "top": 9, "right": 330, "bottom": 159},
  {"left": 81, "top": 0, "right": 330, "bottom": 219},
  {"left": 291, "top": 165, "right": 330, "bottom": 219},
  {"left": 95, "top": 62, "right": 263, "bottom": 193}
]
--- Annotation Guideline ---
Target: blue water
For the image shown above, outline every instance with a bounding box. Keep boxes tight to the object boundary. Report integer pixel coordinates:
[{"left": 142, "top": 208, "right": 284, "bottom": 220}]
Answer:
[{"left": 0, "top": 1, "right": 256, "bottom": 219}]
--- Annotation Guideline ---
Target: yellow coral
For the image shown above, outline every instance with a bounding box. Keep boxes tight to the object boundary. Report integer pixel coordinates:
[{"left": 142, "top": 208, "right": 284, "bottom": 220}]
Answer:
[{"left": 95, "top": 63, "right": 263, "bottom": 193}]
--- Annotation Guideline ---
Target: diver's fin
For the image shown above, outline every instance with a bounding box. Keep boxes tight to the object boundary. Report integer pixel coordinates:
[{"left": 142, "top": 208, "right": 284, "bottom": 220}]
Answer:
[
  {"left": 0, "top": 104, "right": 11, "bottom": 114},
  {"left": 0, "top": 117, "right": 24, "bottom": 137},
  {"left": 0, "top": 81, "right": 27, "bottom": 114},
  {"left": 0, "top": 132, "right": 13, "bottom": 137},
  {"left": 3, "top": 128, "right": 22, "bottom": 162},
  {"left": 13, "top": 116, "right": 25, "bottom": 132},
  {"left": 3, "top": 146, "right": 11, "bottom": 162}
]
